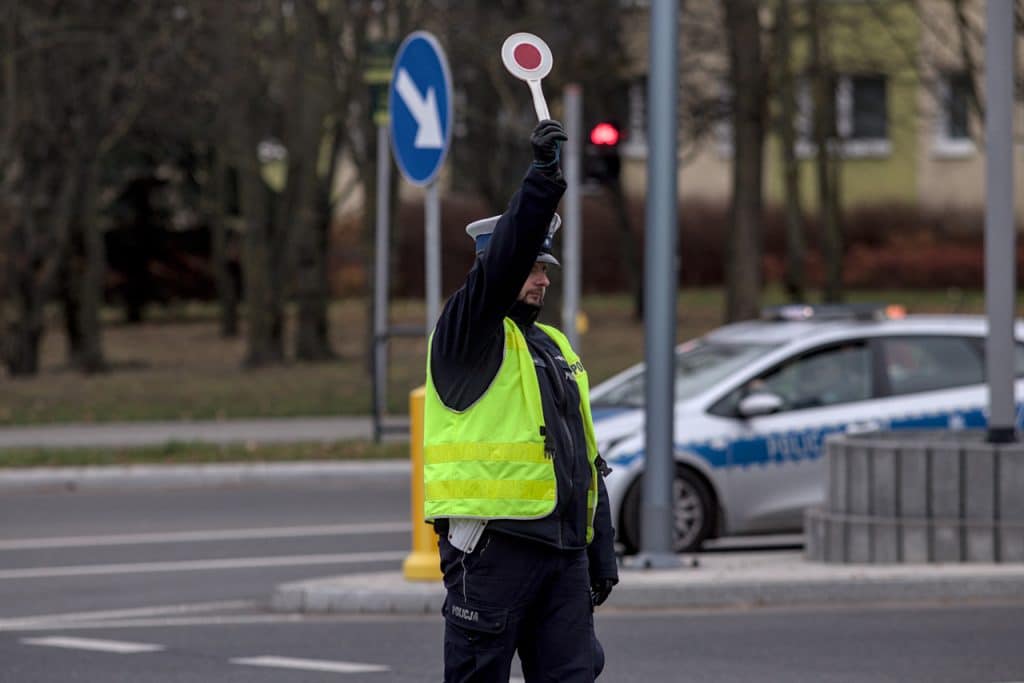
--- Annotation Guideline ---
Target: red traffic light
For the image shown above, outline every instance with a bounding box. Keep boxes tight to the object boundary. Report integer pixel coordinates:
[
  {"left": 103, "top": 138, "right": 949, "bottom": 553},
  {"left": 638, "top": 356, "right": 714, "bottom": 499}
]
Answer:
[{"left": 589, "top": 122, "right": 620, "bottom": 146}]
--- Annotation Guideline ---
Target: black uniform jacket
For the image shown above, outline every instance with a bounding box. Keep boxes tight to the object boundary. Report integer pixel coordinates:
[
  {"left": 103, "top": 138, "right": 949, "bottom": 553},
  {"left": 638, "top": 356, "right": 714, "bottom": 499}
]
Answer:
[{"left": 429, "top": 165, "right": 618, "bottom": 582}]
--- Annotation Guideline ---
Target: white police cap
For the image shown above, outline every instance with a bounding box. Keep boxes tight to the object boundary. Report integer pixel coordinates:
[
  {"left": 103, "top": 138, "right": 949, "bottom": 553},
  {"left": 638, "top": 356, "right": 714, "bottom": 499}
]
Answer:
[{"left": 466, "top": 213, "right": 561, "bottom": 266}]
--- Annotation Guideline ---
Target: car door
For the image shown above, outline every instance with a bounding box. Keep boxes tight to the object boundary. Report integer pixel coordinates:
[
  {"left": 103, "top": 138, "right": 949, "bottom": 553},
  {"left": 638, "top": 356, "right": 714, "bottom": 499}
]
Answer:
[
  {"left": 872, "top": 335, "right": 989, "bottom": 432},
  {"left": 715, "top": 340, "right": 879, "bottom": 535}
]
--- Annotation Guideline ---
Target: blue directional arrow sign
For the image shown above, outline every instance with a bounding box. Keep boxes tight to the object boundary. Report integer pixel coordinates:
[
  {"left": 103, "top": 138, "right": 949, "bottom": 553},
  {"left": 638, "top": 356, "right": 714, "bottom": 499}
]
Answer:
[{"left": 389, "top": 31, "right": 452, "bottom": 187}]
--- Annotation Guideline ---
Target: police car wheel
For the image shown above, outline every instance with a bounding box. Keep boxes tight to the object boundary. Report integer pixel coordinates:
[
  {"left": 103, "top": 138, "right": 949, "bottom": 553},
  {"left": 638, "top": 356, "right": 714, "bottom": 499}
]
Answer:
[{"left": 620, "top": 466, "right": 715, "bottom": 554}]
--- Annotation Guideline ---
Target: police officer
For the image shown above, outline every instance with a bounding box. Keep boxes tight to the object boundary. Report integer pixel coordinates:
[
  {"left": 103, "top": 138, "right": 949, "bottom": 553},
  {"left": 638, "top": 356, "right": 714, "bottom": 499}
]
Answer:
[{"left": 424, "top": 119, "right": 618, "bottom": 682}]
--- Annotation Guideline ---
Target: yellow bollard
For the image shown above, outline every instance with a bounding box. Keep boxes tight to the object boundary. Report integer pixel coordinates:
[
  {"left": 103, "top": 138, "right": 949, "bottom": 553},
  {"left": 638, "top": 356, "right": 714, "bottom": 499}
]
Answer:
[{"left": 402, "top": 386, "right": 443, "bottom": 581}]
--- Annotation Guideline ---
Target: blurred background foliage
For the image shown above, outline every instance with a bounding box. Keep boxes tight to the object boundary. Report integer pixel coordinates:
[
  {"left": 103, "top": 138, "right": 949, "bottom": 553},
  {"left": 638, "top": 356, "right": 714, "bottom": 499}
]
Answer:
[{"left": 0, "top": 0, "right": 1021, "bottom": 425}]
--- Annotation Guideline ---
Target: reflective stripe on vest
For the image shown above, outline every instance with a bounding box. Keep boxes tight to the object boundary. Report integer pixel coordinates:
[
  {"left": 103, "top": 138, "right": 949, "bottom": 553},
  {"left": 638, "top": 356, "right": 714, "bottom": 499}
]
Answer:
[{"left": 424, "top": 318, "right": 599, "bottom": 541}]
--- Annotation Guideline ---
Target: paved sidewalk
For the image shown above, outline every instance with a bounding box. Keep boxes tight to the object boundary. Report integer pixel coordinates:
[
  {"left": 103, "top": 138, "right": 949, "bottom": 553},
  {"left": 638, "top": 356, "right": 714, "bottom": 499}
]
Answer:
[
  {"left": 0, "top": 416, "right": 409, "bottom": 449},
  {"left": 270, "top": 550, "right": 1024, "bottom": 614},
  {"left": 0, "top": 459, "right": 410, "bottom": 493},
  {"left": 0, "top": 416, "right": 412, "bottom": 492}
]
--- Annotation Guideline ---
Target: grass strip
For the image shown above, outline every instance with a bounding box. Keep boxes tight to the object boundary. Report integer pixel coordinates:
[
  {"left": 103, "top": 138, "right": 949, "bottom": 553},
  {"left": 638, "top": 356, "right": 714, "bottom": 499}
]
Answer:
[
  {"left": 0, "top": 440, "right": 409, "bottom": 469},
  {"left": 0, "top": 290, "right": 996, "bottom": 426}
]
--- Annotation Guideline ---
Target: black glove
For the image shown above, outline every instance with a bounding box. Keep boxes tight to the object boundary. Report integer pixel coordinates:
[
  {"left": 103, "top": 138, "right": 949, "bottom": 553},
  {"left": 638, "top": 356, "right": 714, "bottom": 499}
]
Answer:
[
  {"left": 590, "top": 577, "right": 616, "bottom": 607},
  {"left": 531, "top": 119, "right": 567, "bottom": 170}
]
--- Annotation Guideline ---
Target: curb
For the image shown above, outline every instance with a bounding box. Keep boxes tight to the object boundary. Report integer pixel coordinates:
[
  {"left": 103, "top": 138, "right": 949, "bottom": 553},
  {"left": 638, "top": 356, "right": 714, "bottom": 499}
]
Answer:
[
  {"left": 0, "top": 416, "right": 409, "bottom": 450},
  {"left": 269, "top": 551, "right": 1024, "bottom": 614},
  {"left": 272, "top": 573, "right": 444, "bottom": 615},
  {"left": 0, "top": 460, "right": 410, "bottom": 493}
]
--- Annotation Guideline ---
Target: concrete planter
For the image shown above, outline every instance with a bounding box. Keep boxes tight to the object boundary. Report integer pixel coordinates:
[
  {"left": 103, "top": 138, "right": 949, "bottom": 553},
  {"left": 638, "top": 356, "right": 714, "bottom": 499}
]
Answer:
[{"left": 805, "top": 431, "right": 1024, "bottom": 564}]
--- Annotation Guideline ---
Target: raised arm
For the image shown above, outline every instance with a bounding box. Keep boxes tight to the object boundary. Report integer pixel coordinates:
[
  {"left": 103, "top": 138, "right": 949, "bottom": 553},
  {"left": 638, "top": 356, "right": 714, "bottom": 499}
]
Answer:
[{"left": 431, "top": 121, "right": 567, "bottom": 372}]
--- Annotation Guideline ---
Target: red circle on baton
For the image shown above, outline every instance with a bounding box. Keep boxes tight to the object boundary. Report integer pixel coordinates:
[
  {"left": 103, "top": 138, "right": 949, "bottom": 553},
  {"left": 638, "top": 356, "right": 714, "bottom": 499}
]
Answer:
[{"left": 513, "top": 44, "right": 542, "bottom": 70}]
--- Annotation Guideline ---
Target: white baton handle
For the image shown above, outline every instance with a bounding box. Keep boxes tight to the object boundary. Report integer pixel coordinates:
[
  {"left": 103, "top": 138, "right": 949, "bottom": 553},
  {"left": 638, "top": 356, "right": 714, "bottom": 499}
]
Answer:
[{"left": 528, "top": 80, "right": 550, "bottom": 122}]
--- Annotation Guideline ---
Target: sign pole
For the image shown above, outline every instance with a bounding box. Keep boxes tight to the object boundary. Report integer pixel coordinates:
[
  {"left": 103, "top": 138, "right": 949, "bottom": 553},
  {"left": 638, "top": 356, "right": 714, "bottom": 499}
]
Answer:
[
  {"left": 425, "top": 182, "right": 442, "bottom": 333},
  {"left": 372, "top": 122, "right": 392, "bottom": 442},
  {"left": 984, "top": 0, "right": 1017, "bottom": 444},
  {"left": 634, "top": 0, "right": 684, "bottom": 570},
  {"left": 563, "top": 84, "right": 583, "bottom": 350}
]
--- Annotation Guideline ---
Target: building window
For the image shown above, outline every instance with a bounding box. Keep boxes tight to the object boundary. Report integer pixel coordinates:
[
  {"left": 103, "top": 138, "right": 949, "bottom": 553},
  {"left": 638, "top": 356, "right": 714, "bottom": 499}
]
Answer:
[
  {"left": 717, "top": 75, "right": 891, "bottom": 160},
  {"left": 850, "top": 76, "right": 888, "bottom": 139},
  {"left": 791, "top": 76, "right": 890, "bottom": 159},
  {"left": 836, "top": 74, "right": 890, "bottom": 158},
  {"left": 943, "top": 73, "right": 971, "bottom": 139},
  {"left": 933, "top": 72, "right": 975, "bottom": 158}
]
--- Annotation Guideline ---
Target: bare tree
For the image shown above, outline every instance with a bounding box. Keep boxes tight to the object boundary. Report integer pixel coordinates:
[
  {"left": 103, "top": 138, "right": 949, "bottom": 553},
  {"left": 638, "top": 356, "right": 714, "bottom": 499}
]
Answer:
[
  {"left": 209, "top": 0, "right": 290, "bottom": 368},
  {"left": 808, "top": 0, "right": 843, "bottom": 303},
  {"left": 289, "top": 0, "right": 412, "bottom": 362},
  {"left": 198, "top": 2, "right": 242, "bottom": 338},
  {"left": 278, "top": 0, "right": 335, "bottom": 361},
  {"left": 724, "top": 0, "right": 765, "bottom": 322},
  {"left": 0, "top": 1, "right": 170, "bottom": 375},
  {"left": 772, "top": 0, "right": 806, "bottom": 302},
  {"left": 928, "top": 0, "right": 1024, "bottom": 143}
]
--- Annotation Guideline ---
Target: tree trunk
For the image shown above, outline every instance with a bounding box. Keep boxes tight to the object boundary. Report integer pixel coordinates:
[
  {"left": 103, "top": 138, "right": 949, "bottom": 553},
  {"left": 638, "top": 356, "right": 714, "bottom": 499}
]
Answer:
[
  {"left": 3, "top": 212, "right": 45, "bottom": 377},
  {"left": 809, "top": 0, "right": 843, "bottom": 303},
  {"left": 3, "top": 155, "right": 76, "bottom": 376},
  {"left": 774, "top": 0, "right": 806, "bottom": 302},
  {"left": 77, "top": 163, "right": 106, "bottom": 372},
  {"left": 724, "top": 0, "right": 765, "bottom": 323},
  {"left": 208, "top": 150, "right": 239, "bottom": 338},
  {"left": 608, "top": 181, "right": 643, "bottom": 320},
  {"left": 824, "top": 133, "right": 843, "bottom": 302},
  {"left": 3, "top": 321, "right": 42, "bottom": 376},
  {"left": 60, "top": 159, "right": 107, "bottom": 373},
  {"left": 290, "top": 2, "right": 336, "bottom": 362},
  {"left": 292, "top": 179, "right": 336, "bottom": 362},
  {"left": 240, "top": 156, "right": 285, "bottom": 367},
  {"left": 212, "top": 0, "right": 283, "bottom": 367},
  {"left": 208, "top": 4, "right": 240, "bottom": 339},
  {"left": 952, "top": 0, "right": 983, "bottom": 125}
]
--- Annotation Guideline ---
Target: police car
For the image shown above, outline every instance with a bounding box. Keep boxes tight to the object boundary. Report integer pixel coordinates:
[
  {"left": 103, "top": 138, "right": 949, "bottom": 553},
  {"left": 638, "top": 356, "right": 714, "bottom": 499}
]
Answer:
[{"left": 589, "top": 304, "right": 1024, "bottom": 553}]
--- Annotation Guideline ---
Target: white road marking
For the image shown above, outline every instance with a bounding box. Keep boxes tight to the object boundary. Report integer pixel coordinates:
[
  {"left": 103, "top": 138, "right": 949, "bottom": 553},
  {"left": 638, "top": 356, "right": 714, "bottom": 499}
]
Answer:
[
  {"left": 0, "top": 600, "right": 254, "bottom": 629},
  {"left": 232, "top": 655, "right": 389, "bottom": 674},
  {"left": 3, "top": 613, "right": 309, "bottom": 632},
  {"left": 20, "top": 636, "right": 164, "bottom": 653},
  {"left": 0, "top": 550, "right": 405, "bottom": 580},
  {"left": 0, "top": 522, "right": 408, "bottom": 551}
]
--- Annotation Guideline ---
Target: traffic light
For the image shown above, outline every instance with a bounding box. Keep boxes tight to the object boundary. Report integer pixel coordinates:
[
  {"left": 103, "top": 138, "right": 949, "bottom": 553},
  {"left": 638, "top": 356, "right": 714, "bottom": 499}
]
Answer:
[{"left": 584, "top": 121, "right": 621, "bottom": 186}]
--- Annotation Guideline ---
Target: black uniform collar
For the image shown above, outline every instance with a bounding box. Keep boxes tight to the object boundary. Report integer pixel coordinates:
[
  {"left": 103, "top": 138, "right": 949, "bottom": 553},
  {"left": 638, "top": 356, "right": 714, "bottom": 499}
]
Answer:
[{"left": 509, "top": 300, "right": 541, "bottom": 329}]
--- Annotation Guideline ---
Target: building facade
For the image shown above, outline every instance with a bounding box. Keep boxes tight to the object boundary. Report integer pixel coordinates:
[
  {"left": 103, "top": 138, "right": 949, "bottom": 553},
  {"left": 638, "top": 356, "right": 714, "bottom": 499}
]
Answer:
[{"left": 617, "top": 0, "right": 1023, "bottom": 218}]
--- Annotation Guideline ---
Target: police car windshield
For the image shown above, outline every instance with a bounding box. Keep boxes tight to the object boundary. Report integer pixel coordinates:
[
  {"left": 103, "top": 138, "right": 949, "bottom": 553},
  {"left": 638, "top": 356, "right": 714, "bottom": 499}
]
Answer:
[{"left": 593, "top": 341, "right": 776, "bottom": 408}]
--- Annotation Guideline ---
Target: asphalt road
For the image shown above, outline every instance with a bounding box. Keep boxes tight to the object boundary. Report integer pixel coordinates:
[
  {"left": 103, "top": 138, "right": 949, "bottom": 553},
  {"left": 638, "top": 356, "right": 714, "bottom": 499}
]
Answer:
[{"left": 3, "top": 479, "right": 1024, "bottom": 682}]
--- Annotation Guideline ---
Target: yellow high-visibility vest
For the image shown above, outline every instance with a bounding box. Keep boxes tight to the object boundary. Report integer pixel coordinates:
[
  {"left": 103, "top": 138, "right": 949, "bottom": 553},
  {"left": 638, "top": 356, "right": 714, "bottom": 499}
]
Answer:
[{"left": 424, "top": 318, "right": 599, "bottom": 542}]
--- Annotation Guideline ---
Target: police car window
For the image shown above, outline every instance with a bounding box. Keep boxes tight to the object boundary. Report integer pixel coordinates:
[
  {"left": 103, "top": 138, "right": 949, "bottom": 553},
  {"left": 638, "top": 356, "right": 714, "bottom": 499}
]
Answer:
[
  {"left": 710, "top": 342, "right": 871, "bottom": 416},
  {"left": 970, "top": 340, "right": 1024, "bottom": 376},
  {"left": 882, "top": 336, "right": 983, "bottom": 396},
  {"left": 591, "top": 341, "right": 775, "bottom": 408}
]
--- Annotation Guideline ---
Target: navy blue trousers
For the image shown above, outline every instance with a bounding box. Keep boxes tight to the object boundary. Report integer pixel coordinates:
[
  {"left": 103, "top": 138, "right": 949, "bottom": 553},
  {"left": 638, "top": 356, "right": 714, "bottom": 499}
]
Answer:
[{"left": 439, "top": 531, "right": 603, "bottom": 682}]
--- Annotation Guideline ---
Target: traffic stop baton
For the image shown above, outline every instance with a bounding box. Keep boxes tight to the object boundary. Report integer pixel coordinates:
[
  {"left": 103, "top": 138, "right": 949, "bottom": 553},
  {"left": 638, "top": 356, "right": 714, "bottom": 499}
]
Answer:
[{"left": 501, "top": 33, "right": 554, "bottom": 121}]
